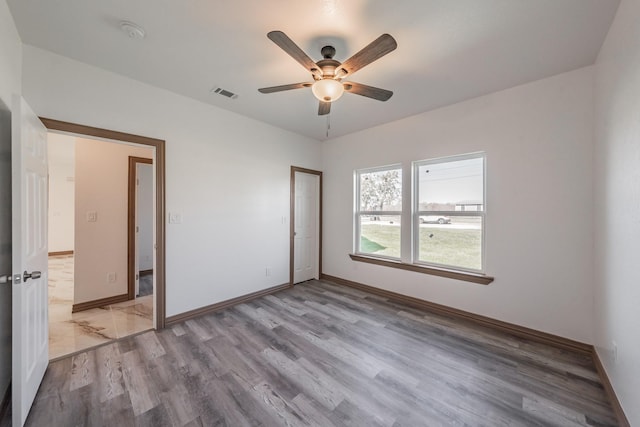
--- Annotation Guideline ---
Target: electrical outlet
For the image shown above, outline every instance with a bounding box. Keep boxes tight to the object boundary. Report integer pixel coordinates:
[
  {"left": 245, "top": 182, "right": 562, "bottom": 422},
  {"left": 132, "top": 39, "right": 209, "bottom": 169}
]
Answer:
[
  {"left": 265, "top": 267, "right": 271, "bottom": 277},
  {"left": 106, "top": 272, "right": 116, "bottom": 283},
  {"left": 613, "top": 341, "right": 618, "bottom": 363}
]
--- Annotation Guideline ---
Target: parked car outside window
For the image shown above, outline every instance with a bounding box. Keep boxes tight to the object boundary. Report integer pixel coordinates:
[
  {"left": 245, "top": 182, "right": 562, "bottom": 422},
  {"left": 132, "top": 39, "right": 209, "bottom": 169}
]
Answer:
[{"left": 420, "top": 215, "right": 451, "bottom": 224}]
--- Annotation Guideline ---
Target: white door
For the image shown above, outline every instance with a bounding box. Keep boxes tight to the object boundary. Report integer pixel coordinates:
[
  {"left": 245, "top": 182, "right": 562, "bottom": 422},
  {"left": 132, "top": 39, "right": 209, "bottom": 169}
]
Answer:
[
  {"left": 11, "top": 96, "right": 49, "bottom": 426},
  {"left": 135, "top": 162, "right": 153, "bottom": 296},
  {"left": 293, "top": 171, "right": 319, "bottom": 284}
]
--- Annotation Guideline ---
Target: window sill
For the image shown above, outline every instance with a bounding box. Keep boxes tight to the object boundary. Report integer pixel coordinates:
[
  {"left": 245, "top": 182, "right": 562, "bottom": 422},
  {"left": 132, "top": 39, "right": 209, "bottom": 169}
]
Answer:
[{"left": 348, "top": 254, "right": 494, "bottom": 285}]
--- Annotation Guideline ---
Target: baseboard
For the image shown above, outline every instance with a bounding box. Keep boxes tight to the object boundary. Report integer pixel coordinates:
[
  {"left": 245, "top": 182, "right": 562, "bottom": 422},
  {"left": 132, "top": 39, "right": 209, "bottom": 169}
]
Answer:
[
  {"left": 320, "top": 274, "right": 592, "bottom": 355},
  {"left": 139, "top": 269, "right": 153, "bottom": 276},
  {"left": 72, "top": 293, "right": 129, "bottom": 313},
  {"left": 48, "top": 250, "right": 73, "bottom": 256},
  {"left": 0, "top": 383, "right": 10, "bottom": 425},
  {"left": 165, "top": 282, "right": 292, "bottom": 326},
  {"left": 592, "top": 349, "right": 631, "bottom": 427}
]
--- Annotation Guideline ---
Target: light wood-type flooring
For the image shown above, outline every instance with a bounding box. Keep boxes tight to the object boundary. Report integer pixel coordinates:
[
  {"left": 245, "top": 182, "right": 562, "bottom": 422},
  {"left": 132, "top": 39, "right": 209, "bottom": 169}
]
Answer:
[{"left": 20, "top": 280, "right": 617, "bottom": 426}]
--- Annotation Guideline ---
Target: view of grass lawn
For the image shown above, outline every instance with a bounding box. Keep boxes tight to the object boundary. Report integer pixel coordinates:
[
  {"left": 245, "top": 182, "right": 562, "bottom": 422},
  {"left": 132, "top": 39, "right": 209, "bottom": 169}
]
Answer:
[
  {"left": 360, "top": 223, "right": 401, "bottom": 258},
  {"left": 360, "top": 223, "right": 481, "bottom": 270},
  {"left": 418, "top": 226, "right": 481, "bottom": 270}
]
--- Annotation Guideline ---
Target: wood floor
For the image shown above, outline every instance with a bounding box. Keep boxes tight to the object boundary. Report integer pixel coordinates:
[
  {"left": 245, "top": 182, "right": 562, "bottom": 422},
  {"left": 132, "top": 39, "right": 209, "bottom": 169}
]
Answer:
[{"left": 21, "top": 280, "right": 617, "bottom": 426}]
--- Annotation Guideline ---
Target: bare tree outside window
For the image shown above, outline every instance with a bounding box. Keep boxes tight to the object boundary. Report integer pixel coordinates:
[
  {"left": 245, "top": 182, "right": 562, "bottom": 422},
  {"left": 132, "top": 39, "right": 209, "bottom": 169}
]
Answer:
[{"left": 360, "top": 169, "right": 401, "bottom": 211}]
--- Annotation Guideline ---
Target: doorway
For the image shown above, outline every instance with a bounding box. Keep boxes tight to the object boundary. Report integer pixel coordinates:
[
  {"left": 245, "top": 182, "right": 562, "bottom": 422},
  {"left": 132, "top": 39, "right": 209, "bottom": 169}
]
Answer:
[
  {"left": 42, "top": 118, "right": 166, "bottom": 359},
  {"left": 128, "top": 156, "right": 153, "bottom": 300},
  {"left": 290, "top": 166, "right": 322, "bottom": 285}
]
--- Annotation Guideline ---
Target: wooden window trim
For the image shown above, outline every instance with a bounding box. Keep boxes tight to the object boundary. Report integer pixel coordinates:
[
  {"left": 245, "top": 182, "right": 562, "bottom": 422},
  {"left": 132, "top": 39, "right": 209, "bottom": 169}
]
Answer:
[{"left": 349, "top": 253, "right": 494, "bottom": 285}]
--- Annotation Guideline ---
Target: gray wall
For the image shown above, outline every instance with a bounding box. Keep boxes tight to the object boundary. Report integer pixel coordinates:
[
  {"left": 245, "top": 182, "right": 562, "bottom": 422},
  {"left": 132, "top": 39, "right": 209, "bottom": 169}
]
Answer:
[{"left": 0, "top": 105, "right": 11, "bottom": 404}]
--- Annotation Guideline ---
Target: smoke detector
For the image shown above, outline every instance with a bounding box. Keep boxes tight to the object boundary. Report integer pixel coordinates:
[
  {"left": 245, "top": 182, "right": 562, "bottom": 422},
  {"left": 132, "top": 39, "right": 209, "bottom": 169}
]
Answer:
[{"left": 120, "top": 21, "right": 146, "bottom": 39}]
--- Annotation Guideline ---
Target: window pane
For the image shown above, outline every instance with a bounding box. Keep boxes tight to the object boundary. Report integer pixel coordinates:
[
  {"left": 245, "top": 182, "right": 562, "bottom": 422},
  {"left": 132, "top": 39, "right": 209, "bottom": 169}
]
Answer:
[
  {"left": 418, "top": 216, "right": 482, "bottom": 270},
  {"left": 359, "top": 169, "right": 402, "bottom": 211},
  {"left": 418, "top": 157, "right": 483, "bottom": 212},
  {"left": 359, "top": 215, "right": 401, "bottom": 258}
]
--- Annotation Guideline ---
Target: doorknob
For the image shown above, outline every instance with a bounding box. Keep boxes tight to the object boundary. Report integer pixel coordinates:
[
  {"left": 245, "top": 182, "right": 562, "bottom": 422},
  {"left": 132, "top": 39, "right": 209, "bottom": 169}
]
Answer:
[{"left": 23, "top": 270, "right": 41, "bottom": 282}]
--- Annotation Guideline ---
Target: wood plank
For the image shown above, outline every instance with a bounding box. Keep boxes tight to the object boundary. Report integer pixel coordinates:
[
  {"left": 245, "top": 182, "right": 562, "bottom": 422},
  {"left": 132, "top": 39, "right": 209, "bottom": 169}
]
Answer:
[
  {"left": 23, "top": 279, "right": 619, "bottom": 426},
  {"left": 121, "top": 350, "right": 160, "bottom": 416},
  {"left": 94, "top": 343, "right": 125, "bottom": 403}
]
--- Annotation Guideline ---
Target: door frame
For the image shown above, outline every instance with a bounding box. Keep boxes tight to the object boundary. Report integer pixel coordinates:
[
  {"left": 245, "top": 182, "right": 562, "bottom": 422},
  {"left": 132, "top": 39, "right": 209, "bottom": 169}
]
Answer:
[
  {"left": 289, "top": 166, "right": 323, "bottom": 285},
  {"left": 128, "top": 156, "right": 153, "bottom": 300},
  {"left": 39, "top": 118, "right": 167, "bottom": 329}
]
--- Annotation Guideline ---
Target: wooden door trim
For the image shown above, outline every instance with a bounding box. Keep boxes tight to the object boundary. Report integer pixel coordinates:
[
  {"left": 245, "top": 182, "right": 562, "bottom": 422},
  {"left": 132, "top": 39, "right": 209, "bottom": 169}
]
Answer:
[
  {"left": 290, "top": 166, "right": 323, "bottom": 285},
  {"left": 40, "top": 117, "right": 167, "bottom": 329},
  {"left": 128, "top": 156, "right": 152, "bottom": 300}
]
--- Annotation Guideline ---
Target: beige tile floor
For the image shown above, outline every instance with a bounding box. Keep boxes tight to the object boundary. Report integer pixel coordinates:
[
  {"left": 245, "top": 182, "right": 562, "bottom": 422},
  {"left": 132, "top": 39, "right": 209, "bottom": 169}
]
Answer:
[{"left": 48, "top": 255, "right": 153, "bottom": 359}]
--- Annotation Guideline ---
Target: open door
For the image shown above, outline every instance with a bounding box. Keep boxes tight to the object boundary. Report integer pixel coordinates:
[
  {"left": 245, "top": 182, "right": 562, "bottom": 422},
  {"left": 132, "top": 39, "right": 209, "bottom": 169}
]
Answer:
[
  {"left": 128, "top": 156, "right": 153, "bottom": 299},
  {"left": 11, "top": 96, "right": 49, "bottom": 426}
]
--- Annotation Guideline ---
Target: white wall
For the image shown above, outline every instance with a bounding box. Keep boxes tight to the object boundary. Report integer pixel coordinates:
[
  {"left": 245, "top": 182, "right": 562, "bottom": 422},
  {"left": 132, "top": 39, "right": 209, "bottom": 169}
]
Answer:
[
  {"left": 0, "top": 0, "right": 20, "bottom": 108},
  {"left": 47, "top": 133, "right": 75, "bottom": 253},
  {"left": 21, "top": 45, "right": 322, "bottom": 316},
  {"left": 137, "top": 162, "right": 153, "bottom": 272},
  {"left": 593, "top": 0, "right": 640, "bottom": 423},
  {"left": 0, "top": 0, "right": 21, "bottom": 407},
  {"left": 74, "top": 137, "right": 152, "bottom": 304},
  {"left": 322, "top": 67, "right": 595, "bottom": 344}
]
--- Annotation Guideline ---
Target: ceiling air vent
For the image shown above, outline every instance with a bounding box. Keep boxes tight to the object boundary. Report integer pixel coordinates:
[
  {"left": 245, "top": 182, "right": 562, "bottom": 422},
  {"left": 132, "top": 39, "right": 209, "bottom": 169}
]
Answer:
[{"left": 211, "top": 87, "right": 238, "bottom": 100}]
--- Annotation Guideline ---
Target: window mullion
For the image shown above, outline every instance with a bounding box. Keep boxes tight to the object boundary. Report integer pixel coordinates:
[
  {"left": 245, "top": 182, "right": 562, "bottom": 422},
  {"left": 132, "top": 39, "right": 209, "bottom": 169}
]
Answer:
[{"left": 400, "top": 162, "right": 412, "bottom": 264}]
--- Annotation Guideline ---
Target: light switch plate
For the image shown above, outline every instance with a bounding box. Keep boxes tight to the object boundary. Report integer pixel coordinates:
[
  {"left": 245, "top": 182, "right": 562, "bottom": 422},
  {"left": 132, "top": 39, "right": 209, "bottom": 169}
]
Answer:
[
  {"left": 87, "top": 211, "right": 98, "bottom": 222},
  {"left": 169, "top": 212, "right": 182, "bottom": 224}
]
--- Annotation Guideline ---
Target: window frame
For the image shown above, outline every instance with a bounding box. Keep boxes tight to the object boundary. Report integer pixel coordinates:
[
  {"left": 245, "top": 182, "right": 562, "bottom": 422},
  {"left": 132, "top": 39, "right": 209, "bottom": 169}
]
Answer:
[
  {"left": 354, "top": 164, "right": 403, "bottom": 261},
  {"left": 412, "top": 152, "right": 486, "bottom": 273}
]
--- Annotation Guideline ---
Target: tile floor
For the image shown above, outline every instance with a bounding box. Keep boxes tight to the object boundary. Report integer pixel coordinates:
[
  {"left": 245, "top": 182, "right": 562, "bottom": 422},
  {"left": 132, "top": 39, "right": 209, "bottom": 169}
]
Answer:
[{"left": 48, "top": 255, "right": 153, "bottom": 360}]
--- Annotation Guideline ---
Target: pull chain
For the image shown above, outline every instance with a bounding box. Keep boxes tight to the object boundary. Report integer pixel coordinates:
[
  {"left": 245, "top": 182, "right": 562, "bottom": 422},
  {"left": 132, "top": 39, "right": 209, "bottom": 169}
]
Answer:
[{"left": 326, "top": 114, "right": 331, "bottom": 138}]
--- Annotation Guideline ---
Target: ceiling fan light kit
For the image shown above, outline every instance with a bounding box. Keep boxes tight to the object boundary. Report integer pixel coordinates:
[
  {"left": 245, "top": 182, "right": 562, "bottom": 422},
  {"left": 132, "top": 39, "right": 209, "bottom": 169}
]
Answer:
[
  {"left": 312, "top": 79, "right": 344, "bottom": 102},
  {"left": 258, "top": 30, "right": 397, "bottom": 116}
]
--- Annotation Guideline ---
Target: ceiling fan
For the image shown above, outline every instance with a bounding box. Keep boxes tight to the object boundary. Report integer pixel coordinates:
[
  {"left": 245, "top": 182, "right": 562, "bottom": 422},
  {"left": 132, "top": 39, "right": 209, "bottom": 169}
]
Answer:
[{"left": 258, "top": 31, "right": 397, "bottom": 116}]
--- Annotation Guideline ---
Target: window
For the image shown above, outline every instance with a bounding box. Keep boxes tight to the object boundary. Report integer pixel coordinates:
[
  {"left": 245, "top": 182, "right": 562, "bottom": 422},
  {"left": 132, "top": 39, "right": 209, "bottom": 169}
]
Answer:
[
  {"left": 414, "top": 153, "right": 485, "bottom": 272},
  {"left": 355, "top": 165, "right": 402, "bottom": 259},
  {"left": 353, "top": 153, "right": 487, "bottom": 280}
]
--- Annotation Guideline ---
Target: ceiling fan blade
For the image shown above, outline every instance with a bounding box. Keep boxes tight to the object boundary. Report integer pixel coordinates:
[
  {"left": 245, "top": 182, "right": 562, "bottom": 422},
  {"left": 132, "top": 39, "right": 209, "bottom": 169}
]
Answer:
[
  {"left": 268, "top": 31, "right": 319, "bottom": 74},
  {"left": 318, "top": 101, "right": 331, "bottom": 116},
  {"left": 338, "top": 34, "right": 397, "bottom": 77},
  {"left": 258, "top": 82, "right": 313, "bottom": 94},
  {"left": 343, "top": 82, "right": 393, "bottom": 101}
]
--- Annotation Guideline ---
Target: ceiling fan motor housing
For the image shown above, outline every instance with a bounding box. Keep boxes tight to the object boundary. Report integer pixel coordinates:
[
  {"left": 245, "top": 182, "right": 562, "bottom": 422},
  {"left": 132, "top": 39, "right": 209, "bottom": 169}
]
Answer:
[{"left": 316, "top": 58, "right": 341, "bottom": 79}]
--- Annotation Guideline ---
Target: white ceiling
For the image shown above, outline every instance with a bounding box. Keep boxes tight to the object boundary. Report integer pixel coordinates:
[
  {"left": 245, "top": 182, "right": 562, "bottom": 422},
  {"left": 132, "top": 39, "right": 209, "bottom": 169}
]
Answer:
[{"left": 7, "top": 0, "right": 620, "bottom": 141}]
